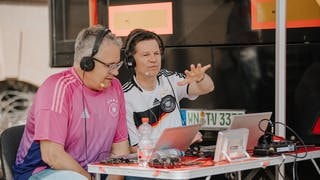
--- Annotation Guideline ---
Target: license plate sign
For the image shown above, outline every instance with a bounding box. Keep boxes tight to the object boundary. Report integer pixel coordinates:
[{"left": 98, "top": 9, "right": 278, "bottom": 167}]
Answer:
[{"left": 180, "top": 109, "right": 245, "bottom": 130}]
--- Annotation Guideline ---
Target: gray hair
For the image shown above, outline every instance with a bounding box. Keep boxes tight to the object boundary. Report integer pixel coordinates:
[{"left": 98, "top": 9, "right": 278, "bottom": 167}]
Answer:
[{"left": 73, "top": 25, "right": 123, "bottom": 65}]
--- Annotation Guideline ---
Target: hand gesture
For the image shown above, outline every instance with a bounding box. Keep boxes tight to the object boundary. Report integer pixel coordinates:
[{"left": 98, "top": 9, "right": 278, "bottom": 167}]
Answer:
[{"left": 177, "top": 63, "right": 211, "bottom": 86}]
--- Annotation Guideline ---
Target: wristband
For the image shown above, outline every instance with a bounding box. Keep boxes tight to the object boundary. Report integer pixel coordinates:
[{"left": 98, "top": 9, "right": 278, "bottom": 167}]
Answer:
[{"left": 196, "top": 74, "right": 205, "bottom": 83}]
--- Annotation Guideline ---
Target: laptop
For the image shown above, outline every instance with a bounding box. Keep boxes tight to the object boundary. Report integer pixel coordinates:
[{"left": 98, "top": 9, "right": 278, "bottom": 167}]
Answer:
[
  {"left": 229, "top": 112, "right": 272, "bottom": 151},
  {"left": 101, "top": 124, "right": 201, "bottom": 163},
  {"left": 153, "top": 124, "right": 202, "bottom": 152}
]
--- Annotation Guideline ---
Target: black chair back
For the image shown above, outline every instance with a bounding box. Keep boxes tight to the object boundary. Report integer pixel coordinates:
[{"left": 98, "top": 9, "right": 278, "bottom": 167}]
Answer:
[{"left": 0, "top": 125, "right": 25, "bottom": 180}]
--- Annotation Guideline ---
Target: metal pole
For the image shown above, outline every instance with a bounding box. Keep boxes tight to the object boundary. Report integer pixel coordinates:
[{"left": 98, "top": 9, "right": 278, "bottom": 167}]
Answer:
[{"left": 275, "top": 0, "right": 286, "bottom": 179}]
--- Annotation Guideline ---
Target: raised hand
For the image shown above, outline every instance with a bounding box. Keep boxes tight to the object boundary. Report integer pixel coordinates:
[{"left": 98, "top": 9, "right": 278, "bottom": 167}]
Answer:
[{"left": 177, "top": 63, "right": 211, "bottom": 86}]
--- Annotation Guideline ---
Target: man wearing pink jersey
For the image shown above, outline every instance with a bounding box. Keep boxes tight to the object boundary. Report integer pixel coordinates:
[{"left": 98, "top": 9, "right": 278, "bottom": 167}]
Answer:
[{"left": 13, "top": 25, "right": 129, "bottom": 180}]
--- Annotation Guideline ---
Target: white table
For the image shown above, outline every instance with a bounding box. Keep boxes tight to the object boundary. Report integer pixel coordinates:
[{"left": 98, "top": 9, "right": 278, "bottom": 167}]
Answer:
[{"left": 88, "top": 148, "right": 320, "bottom": 180}]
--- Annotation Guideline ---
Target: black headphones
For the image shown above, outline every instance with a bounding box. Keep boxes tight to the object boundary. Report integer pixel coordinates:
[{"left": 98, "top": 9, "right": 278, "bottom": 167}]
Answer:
[
  {"left": 80, "top": 28, "right": 111, "bottom": 72},
  {"left": 123, "top": 30, "right": 165, "bottom": 72}
]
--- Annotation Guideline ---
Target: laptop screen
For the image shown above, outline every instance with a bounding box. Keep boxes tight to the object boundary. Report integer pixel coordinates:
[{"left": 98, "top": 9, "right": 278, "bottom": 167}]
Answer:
[
  {"left": 229, "top": 112, "right": 272, "bottom": 151},
  {"left": 153, "top": 124, "right": 202, "bottom": 152}
]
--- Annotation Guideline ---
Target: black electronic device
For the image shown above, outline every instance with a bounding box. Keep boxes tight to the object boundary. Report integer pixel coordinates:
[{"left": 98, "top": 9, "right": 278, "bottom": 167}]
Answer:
[
  {"left": 253, "top": 140, "right": 296, "bottom": 156},
  {"left": 80, "top": 28, "right": 111, "bottom": 72},
  {"left": 253, "top": 120, "right": 296, "bottom": 156}
]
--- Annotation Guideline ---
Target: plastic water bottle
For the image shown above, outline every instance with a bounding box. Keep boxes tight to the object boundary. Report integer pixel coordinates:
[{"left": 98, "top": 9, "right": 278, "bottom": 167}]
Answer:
[{"left": 137, "top": 117, "right": 153, "bottom": 167}]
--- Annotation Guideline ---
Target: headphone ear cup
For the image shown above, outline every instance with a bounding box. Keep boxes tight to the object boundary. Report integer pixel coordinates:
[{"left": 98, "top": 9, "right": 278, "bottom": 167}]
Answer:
[
  {"left": 122, "top": 49, "right": 133, "bottom": 69},
  {"left": 123, "top": 49, "right": 135, "bottom": 69},
  {"left": 161, "top": 52, "right": 165, "bottom": 68},
  {"left": 127, "top": 55, "right": 136, "bottom": 68},
  {"left": 123, "top": 52, "right": 136, "bottom": 75},
  {"left": 80, "top": 57, "right": 95, "bottom": 72}
]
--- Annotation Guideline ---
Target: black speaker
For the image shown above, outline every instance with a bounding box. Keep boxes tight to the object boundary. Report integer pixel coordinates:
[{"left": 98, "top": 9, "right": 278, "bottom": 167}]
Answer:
[
  {"left": 80, "top": 28, "right": 111, "bottom": 72},
  {"left": 123, "top": 30, "right": 165, "bottom": 72}
]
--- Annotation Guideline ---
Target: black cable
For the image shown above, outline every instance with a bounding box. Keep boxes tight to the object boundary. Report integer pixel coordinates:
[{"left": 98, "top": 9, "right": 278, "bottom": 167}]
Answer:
[
  {"left": 166, "top": 76, "right": 182, "bottom": 119},
  {"left": 258, "top": 118, "right": 274, "bottom": 136},
  {"left": 81, "top": 71, "right": 117, "bottom": 164},
  {"left": 277, "top": 121, "right": 306, "bottom": 180},
  {"left": 257, "top": 118, "right": 309, "bottom": 180},
  {"left": 81, "top": 71, "right": 89, "bottom": 162},
  {"left": 257, "top": 118, "right": 308, "bottom": 159},
  {"left": 274, "top": 121, "right": 308, "bottom": 159},
  {"left": 294, "top": 157, "right": 299, "bottom": 180},
  {"left": 277, "top": 156, "right": 286, "bottom": 179},
  {"left": 148, "top": 108, "right": 158, "bottom": 123}
]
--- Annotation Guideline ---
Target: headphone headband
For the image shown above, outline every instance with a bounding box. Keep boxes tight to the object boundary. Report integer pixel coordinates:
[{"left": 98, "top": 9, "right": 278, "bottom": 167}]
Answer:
[
  {"left": 91, "top": 28, "right": 111, "bottom": 57},
  {"left": 125, "top": 30, "right": 164, "bottom": 56}
]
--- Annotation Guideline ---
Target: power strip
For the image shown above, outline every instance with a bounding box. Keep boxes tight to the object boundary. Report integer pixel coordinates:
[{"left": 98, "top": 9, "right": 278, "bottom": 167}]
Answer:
[
  {"left": 273, "top": 141, "right": 296, "bottom": 153},
  {"left": 253, "top": 140, "right": 296, "bottom": 156}
]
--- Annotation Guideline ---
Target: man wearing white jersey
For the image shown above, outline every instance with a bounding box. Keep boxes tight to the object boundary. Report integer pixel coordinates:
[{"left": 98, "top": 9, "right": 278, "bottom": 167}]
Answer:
[{"left": 122, "top": 29, "right": 214, "bottom": 153}]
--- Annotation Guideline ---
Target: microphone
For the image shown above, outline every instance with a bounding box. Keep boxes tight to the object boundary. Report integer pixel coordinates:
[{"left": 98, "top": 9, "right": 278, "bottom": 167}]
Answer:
[
  {"left": 258, "top": 121, "right": 274, "bottom": 145},
  {"left": 100, "top": 82, "right": 106, "bottom": 88}
]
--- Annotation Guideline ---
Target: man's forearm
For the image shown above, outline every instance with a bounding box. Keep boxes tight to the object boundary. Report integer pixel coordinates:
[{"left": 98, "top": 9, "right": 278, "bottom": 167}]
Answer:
[{"left": 50, "top": 150, "right": 91, "bottom": 179}]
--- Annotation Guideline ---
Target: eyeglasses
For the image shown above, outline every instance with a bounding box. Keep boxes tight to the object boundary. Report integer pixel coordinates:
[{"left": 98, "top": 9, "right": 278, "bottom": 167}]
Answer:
[{"left": 92, "top": 57, "right": 123, "bottom": 71}]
